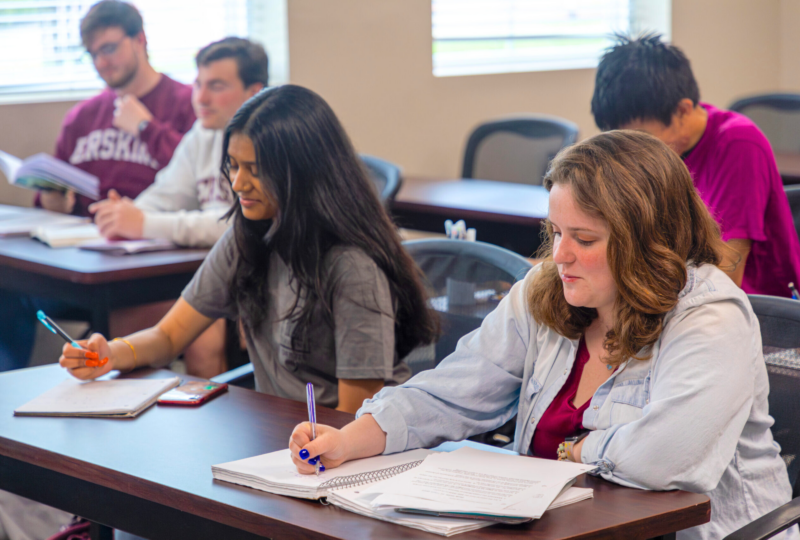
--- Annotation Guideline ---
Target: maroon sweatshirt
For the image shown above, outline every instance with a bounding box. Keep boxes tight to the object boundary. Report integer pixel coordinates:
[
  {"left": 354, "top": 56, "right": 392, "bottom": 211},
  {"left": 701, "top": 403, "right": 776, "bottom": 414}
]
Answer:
[{"left": 50, "top": 74, "right": 195, "bottom": 216}]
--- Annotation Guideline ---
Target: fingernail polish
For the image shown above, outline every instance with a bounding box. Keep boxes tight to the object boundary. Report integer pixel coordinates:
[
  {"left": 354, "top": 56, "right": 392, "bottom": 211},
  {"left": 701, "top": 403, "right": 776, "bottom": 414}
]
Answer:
[
  {"left": 299, "top": 449, "right": 309, "bottom": 460},
  {"left": 98, "top": 357, "right": 108, "bottom": 366},
  {"left": 308, "top": 457, "right": 318, "bottom": 465},
  {"left": 85, "top": 360, "right": 98, "bottom": 367},
  {"left": 84, "top": 351, "right": 99, "bottom": 359},
  {"left": 319, "top": 465, "right": 325, "bottom": 472}
]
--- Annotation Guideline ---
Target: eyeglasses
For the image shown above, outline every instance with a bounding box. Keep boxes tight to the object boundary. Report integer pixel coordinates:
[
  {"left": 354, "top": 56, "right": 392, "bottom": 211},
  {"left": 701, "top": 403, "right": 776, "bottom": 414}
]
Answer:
[{"left": 86, "top": 37, "right": 128, "bottom": 61}]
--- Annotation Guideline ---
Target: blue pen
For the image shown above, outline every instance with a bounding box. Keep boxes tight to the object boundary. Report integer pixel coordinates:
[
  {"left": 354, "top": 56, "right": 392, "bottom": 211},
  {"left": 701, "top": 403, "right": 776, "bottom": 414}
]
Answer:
[
  {"left": 790, "top": 283, "right": 799, "bottom": 301},
  {"left": 306, "top": 382, "right": 321, "bottom": 476},
  {"left": 36, "top": 310, "right": 106, "bottom": 367}
]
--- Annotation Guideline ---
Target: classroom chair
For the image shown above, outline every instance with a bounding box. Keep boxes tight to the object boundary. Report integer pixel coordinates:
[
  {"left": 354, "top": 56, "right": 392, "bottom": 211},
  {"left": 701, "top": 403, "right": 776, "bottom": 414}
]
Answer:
[
  {"left": 723, "top": 294, "right": 800, "bottom": 539},
  {"left": 461, "top": 115, "right": 578, "bottom": 186},
  {"left": 360, "top": 154, "right": 402, "bottom": 208},
  {"left": 729, "top": 94, "right": 800, "bottom": 155},
  {"left": 402, "top": 238, "right": 532, "bottom": 375},
  {"left": 784, "top": 185, "right": 800, "bottom": 242}
]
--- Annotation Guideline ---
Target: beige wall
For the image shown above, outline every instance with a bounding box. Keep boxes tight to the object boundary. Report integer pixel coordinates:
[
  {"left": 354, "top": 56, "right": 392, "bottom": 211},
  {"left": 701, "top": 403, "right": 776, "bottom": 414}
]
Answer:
[{"left": 0, "top": 0, "right": 791, "bottom": 206}]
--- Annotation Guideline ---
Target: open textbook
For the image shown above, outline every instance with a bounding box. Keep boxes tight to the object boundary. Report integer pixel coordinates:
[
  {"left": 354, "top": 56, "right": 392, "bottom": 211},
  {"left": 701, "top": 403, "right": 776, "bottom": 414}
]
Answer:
[
  {"left": 212, "top": 444, "right": 594, "bottom": 536},
  {"left": 15, "top": 376, "right": 180, "bottom": 418},
  {"left": 0, "top": 150, "right": 100, "bottom": 200}
]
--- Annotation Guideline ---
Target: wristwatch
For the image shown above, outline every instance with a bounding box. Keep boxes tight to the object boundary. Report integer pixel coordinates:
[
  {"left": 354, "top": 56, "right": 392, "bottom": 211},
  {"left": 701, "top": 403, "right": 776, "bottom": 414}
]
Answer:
[
  {"left": 137, "top": 119, "right": 150, "bottom": 135},
  {"left": 557, "top": 431, "right": 590, "bottom": 462}
]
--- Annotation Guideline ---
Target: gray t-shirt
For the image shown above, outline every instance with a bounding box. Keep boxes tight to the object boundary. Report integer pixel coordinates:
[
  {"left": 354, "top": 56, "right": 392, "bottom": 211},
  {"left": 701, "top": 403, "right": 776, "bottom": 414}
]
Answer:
[{"left": 182, "top": 228, "right": 410, "bottom": 408}]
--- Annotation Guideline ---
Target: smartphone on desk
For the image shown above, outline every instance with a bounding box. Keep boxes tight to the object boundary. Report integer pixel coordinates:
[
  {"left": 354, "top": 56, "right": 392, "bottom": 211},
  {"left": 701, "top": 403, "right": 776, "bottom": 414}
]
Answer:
[{"left": 157, "top": 381, "right": 228, "bottom": 406}]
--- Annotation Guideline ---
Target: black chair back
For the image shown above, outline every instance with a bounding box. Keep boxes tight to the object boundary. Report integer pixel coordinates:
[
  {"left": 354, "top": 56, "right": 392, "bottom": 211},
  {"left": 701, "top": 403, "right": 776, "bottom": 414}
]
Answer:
[
  {"left": 403, "top": 239, "right": 532, "bottom": 374},
  {"left": 784, "top": 185, "right": 800, "bottom": 243},
  {"left": 462, "top": 115, "right": 578, "bottom": 186},
  {"left": 749, "top": 294, "right": 800, "bottom": 497},
  {"left": 729, "top": 94, "right": 800, "bottom": 154},
  {"left": 360, "top": 154, "right": 402, "bottom": 208}
]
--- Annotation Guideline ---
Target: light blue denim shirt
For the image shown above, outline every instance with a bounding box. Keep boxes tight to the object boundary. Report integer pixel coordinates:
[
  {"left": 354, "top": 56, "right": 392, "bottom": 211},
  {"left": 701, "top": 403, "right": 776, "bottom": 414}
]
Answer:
[{"left": 358, "top": 264, "right": 796, "bottom": 540}]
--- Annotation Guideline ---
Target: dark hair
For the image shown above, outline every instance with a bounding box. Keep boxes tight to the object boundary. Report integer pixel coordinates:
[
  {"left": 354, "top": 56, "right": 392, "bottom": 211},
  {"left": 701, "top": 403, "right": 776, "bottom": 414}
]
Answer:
[
  {"left": 196, "top": 37, "right": 269, "bottom": 88},
  {"left": 591, "top": 33, "right": 700, "bottom": 131},
  {"left": 222, "top": 85, "right": 438, "bottom": 358},
  {"left": 530, "top": 130, "right": 733, "bottom": 366},
  {"left": 80, "top": 0, "right": 144, "bottom": 48}
]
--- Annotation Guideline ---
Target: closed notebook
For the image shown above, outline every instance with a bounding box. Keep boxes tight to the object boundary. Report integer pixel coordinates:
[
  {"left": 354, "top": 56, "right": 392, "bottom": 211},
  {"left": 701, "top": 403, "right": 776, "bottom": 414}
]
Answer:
[
  {"left": 15, "top": 377, "right": 180, "bottom": 418},
  {"left": 0, "top": 204, "right": 89, "bottom": 238},
  {"left": 79, "top": 238, "right": 177, "bottom": 256}
]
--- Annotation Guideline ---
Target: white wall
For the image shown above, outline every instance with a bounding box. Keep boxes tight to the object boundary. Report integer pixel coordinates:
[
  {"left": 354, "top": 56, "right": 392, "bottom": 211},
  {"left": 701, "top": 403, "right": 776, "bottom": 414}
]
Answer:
[{"left": 0, "top": 0, "right": 793, "bottom": 206}]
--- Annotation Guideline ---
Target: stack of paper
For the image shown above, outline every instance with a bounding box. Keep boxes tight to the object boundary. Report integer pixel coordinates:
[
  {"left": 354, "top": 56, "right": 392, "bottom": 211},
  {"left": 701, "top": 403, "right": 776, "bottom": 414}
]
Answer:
[
  {"left": 14, "top": 377, "right": 180, "bottom": 418},
  {"left": 360, "top": 447, "right": 594, "bottom": 520},
  {"left": 0, "top": 150, "right": 100, "bottom": 200},
  {"left": 79, "top": 238, "right": 177, "bottom": 256},
  {"left": 32, "top": 223, "right": 103, "bottom": 248}
]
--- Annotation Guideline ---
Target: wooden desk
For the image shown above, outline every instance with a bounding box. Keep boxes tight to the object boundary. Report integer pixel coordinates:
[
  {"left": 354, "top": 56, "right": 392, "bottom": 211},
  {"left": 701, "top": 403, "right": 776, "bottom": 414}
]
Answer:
[
  {"left": 392, "top": 177, "right": 549, "bottom": 257},
  {"left": 775, "top": 153, "right": 800, "bottom": 185},
  {"left": 0, "top": 237, "right": 207, "bottom": 335},
  {"left": 0, "top": 365, "right": 710, "bottom": 540}
]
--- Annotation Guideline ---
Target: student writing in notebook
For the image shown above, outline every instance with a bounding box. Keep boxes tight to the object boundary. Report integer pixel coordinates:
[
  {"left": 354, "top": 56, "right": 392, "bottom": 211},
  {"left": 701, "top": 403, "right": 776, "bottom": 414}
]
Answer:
[
  {"left": 59, "top": 85, "right": 438, "bottom": 414},
  {"left": 289, "top": 131, "right": 796, "bottom": 540}
]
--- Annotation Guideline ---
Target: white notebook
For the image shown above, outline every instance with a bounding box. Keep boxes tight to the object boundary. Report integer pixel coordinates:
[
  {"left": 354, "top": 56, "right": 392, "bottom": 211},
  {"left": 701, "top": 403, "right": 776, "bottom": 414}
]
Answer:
[
  {"left": 32, "top": 223, "right": 103, "bottom": 248},
  {"left": 0, "top": 204, "right": 88, "bottom": 238},
  {"left": 212, "top": 443, "right": 594, "bottom": 536},
  {"left": 14, "top": 377, "right": 180, "bottom": 418}
]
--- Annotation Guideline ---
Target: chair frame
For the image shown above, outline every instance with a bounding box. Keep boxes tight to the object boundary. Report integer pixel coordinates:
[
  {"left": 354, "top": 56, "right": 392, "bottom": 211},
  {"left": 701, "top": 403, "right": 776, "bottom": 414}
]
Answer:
[
  {"left": 729, "top": 93, "right": 800, "bottom": 114},
  {"left": 360, "top": 154, "right": 402, "bottom": 207},
  {"left": 461, "top": 115, "right": 579, "bottom": 180}
]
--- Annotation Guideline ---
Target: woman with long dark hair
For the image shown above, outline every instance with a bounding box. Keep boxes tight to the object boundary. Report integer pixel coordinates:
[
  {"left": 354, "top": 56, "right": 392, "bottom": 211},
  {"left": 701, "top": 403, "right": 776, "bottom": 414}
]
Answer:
[{"left": 59, "top": 85, "right": 438, "bottom": 413}]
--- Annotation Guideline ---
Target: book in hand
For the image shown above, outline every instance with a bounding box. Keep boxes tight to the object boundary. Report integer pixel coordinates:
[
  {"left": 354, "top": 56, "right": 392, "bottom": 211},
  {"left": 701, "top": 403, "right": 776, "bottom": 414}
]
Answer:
[
  {"left": 15, "top": 376, "right": 180, "bottom": 418},
  {"left": 212, "top": 443, "right": 594, "bottom": 536},
  {"left": 0, "top": 150, "right": 100, "bottom": 200},
  {"left": 0, "top": 204, "right": 89, "bottom": 238},
  {"left": 32, "top": 223, "right": 103, "bottom": 248},
  {"left": 79, "top": 237, "right": 178, "bottom": 256}
]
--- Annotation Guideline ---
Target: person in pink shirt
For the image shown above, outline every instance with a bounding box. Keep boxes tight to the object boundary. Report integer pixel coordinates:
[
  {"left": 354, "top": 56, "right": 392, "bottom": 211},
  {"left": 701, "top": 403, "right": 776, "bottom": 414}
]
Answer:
[
  {"left": 39, "top": 0, "right": 195, "bottom": 216},
  {"left": 591, "top": 34, "right": 800, "bottom": 297}
]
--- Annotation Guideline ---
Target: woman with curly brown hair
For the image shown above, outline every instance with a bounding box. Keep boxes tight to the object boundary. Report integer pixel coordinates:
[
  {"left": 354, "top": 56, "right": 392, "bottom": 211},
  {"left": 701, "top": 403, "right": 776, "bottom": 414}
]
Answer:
[{"left": 288, "top": 130, "right": 795, "bottom": 540}]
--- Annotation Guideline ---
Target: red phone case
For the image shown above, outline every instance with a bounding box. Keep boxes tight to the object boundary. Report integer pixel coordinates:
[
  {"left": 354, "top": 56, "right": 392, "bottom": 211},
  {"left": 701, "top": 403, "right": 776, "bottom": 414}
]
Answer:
[{"left": 157, "top": 381, "right": 228, "bottom": 406}]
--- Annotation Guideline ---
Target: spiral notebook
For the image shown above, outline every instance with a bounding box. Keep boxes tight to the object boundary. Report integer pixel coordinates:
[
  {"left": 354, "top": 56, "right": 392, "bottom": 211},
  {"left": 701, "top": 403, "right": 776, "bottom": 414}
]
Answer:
[{"left": 211, "top": 448, "right": 433, "bottom": 500}]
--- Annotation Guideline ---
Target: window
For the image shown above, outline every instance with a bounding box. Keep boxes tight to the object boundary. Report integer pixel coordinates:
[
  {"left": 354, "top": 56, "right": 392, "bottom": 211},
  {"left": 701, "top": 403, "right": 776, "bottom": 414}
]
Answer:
[
  {"left": 432, "top": 0, "right": 671, "bottom": 77},
  {"left": 0, "top": 0, "right": 288, "bottom": 104}
]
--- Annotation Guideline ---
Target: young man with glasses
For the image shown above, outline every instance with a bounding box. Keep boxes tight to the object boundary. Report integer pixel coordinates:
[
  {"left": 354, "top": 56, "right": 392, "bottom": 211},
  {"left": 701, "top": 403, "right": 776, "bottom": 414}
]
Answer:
[{"left": 38, "top": 0, "right": 195, "bottom": 217}]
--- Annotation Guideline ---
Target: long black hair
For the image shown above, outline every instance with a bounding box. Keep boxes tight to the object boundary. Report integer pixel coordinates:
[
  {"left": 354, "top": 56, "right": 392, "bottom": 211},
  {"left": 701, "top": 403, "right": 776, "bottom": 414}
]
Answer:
[{"left": 222, "top": 84, "right": 438, "bottom": 358}]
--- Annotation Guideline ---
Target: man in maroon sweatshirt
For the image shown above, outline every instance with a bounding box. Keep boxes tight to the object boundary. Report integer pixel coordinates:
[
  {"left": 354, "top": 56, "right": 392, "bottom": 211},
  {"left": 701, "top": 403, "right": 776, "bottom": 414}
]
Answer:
[{"left": 39, "top": 0, "right": 195, "bottom": 216}]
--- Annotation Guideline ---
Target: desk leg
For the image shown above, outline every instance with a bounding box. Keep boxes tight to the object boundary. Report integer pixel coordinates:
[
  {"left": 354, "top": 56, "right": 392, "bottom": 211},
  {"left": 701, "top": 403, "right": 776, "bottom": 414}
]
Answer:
[
  {"left": 90, "top": 522, "right": 114, "bottom": 540},
  {"left": 89, "top": 286, "right": 112, "bottom": 337}
]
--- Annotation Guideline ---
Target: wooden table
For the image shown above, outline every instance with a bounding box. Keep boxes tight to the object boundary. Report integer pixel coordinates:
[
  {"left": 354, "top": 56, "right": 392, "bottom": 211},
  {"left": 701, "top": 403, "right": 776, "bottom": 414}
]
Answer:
[
  {"left": 0, "top": 237, "right": 207, "bottom": 335},
  {"left": 775, "top": 153, "right": 800, "bottom": 184},
  {"left": 0, "top": 365, "right": 710, "bottom": 540},
  {"left": 392, "top": 177, "right": 549, "bottom": 257}
]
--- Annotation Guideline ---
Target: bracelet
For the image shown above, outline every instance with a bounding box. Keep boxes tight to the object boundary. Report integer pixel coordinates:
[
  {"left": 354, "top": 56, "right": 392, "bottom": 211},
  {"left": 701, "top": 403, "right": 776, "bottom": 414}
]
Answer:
[
  {"left": 112, "top": 338, "right": 137, "bottom": 371},
  {"left": 557, "top": 431, "right": 590, "bottom": 462}
]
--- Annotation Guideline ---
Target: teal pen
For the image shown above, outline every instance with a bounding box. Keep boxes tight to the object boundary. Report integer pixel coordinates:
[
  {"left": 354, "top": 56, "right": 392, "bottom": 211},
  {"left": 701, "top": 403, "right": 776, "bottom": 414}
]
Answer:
[{"left": 790, "top": 283, "right": 799, "bottom": 301}]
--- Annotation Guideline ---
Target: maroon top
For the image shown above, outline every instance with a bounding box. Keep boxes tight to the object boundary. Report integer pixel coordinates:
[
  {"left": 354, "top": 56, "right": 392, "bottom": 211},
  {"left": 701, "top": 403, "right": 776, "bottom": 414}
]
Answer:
[
  {"left": 530, "top": 338, "right": 591, "bottom": 460},
  {"left": 49, "top": 74, "right": 195, "bottom": 217},
  {"left": 684, "top": 103, "right": 800, "bottom": 297}
]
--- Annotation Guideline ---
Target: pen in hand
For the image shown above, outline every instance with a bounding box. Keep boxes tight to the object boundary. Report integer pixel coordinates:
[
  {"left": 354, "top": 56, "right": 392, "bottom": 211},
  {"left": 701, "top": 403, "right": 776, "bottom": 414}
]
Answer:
[
  {"left": 301, "top": 382, "right": 323, "bottom": 475},
  {"left": 37, "top": 310, "right": 108, "bottom": 368}
]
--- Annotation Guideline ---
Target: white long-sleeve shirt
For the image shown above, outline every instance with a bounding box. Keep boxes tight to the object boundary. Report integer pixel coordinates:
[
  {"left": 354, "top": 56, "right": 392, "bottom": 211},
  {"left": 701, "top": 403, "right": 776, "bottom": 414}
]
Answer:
[
  {"left": 359, "top": 263, "right": 797, "bottom": 540},
  {"left": 135, "top": 120, "right": 234, "bottom": 247}
]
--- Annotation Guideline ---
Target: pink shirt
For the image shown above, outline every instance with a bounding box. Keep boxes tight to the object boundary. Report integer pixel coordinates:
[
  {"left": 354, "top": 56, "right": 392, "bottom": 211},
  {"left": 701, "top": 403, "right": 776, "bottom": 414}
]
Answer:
[
  {"left": 51, "top": 74, "right": 195, "bottom": 217},
  {"left": 684, "top": 103, "right": 800, "bottom": 297}
]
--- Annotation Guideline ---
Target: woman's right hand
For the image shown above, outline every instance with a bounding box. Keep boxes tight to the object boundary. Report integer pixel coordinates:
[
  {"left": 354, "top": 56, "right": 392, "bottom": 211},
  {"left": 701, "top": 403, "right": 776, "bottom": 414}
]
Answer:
[
  {"left": 59, "top": 333, "right": 115, "bottom": 380},
  {"left": 289, "top": 422, "right": 351, "bottom": 474}
]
